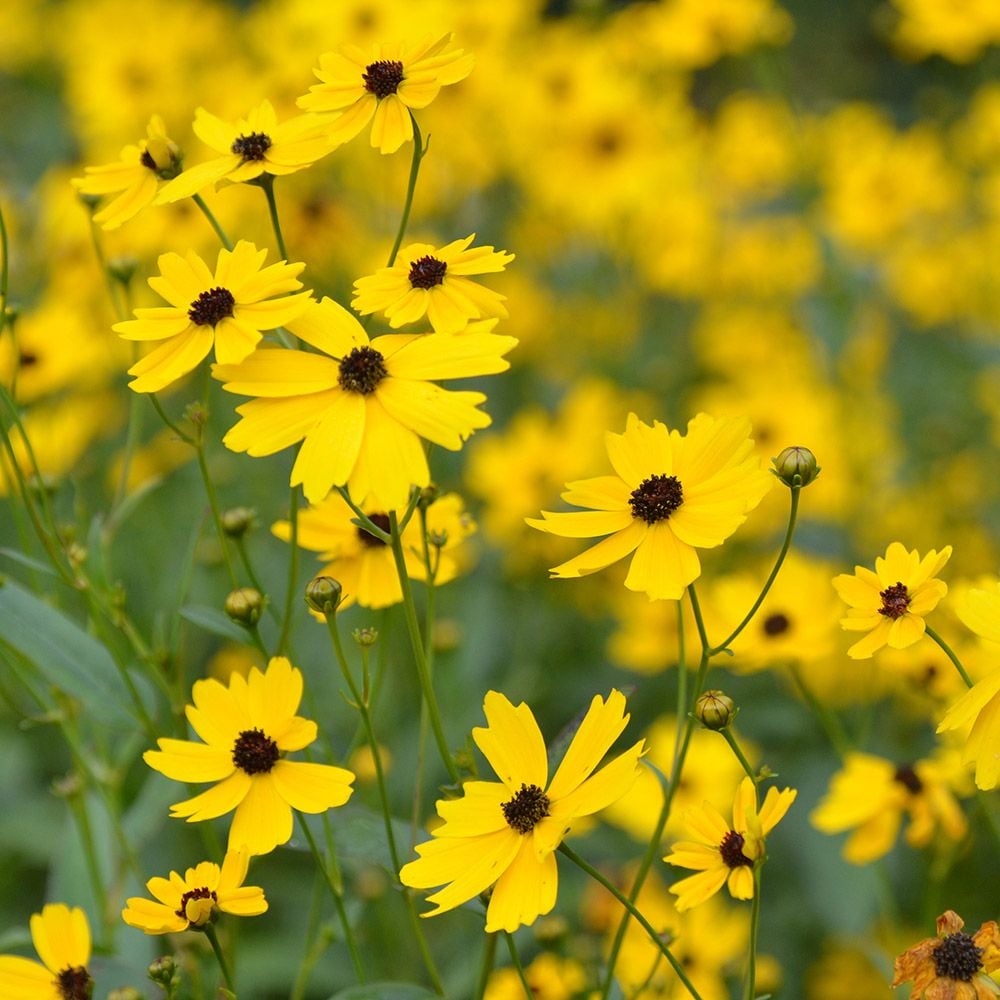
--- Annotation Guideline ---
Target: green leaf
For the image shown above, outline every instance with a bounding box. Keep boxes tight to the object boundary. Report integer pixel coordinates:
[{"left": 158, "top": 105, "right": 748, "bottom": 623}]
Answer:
[
  {"left": 180, "top": 604, "right": 248, "bottom": 643},
  {"left": 328, "top": 984, "right": 439, "bottom": 1000},
  {"left": 294, "top": 804, "right": 412, "bottom": 873},
  {"left": 0, "top": 577, "right": 140, "bottom": 727},
  {"left": 0, "top": 547, "right": 59, "bottom": 577}
]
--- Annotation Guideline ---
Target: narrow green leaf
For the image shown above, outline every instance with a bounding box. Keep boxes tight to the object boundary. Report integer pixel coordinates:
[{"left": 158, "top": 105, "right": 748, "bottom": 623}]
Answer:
[{"left": 179, "top": 604, "right": 248, "bottom": 643}]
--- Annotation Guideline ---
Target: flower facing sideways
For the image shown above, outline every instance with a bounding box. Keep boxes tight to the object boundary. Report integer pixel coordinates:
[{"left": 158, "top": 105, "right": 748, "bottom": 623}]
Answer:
[
  {"left": 527, "top": 413, "right": 772, "bottom": 600},
  {"left": 399, "top": 690, "right": 644, "bottom": 933},
  {"left": 892, "top": 910, "right": 1000, "bottom": 998},
  {"left": 833, "top": 542, "right": 952, "bottom": 659},
  {"left": 664, "top": 777, "right": 796, "bottom": 911},
  {"left": 113, "top": 241, "right": 311, "bottom": 394},
  {"left": 122, "top": 848, "right": 267, "bottom": 934},
  {"left": 144, "top": 656, "right": 355, "bottom": 856},
  {"left": 0, "top": 903, "right": 93, "bottom": 999}
]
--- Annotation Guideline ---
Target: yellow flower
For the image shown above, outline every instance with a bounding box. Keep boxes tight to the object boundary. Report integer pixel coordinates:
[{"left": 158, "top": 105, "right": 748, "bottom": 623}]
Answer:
[
  {"left": 352, "top": 235, "right": 514, "bottom": 334},
  {"left": 113, "top": 240, "right": 311, "bottom": 393},
  {"left": 0, "top": 903, "right": 92, "bottom": 1000},
  {"left": 272, "top": 490, "right": 476, "bottom": 611},
  {"left": 122, "top": 847, "right": 267, "bottom": 934},
  {"left": 937, "top": 580, "right": 1000, "bottom": 789},
  {"left": 527, "top": 413, "right": 772, "bottom": 600},
  {"left": 71, "top": 114, "right": 181, "bottom": 229},
  {"left": 664, "top": 777, "right": 796, "bottom": 911},
  {"left": 892, "top": 910, "right": 1000, "bottom": 998},
  {"left": 143, "top": 656, "right": 355, "bottom": 856},
  {"left": 399, "top": 690, "right": 644, "bottom": 933},
  {"left": 156, "top": 100, "right": 332, "bottom": 203},
  {"left": 214, "top": 298, "right": 516, "bottom": 510},
  {"left": 809, "top": 752, "right": 968, "bottom": 864},
  {"left": 833, "top": 542, "right": 952, "bottom": 659},
  {"left": 298, "top": 34, "right": 474, "bottom": 154}
]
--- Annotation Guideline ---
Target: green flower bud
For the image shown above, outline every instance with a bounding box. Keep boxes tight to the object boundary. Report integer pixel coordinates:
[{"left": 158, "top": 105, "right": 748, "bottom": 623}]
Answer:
[
  {"left": 353, "top": 626, "right": 379, "bottom": 647},
  {"left": 221, "top": 507, "right": 256, "bottom": 538},
  {"left": 305, "top": 576, "right": 342, "bottom": 616},
  {"left": 771, "top": 446, "right": 820, "bottom": 488},
  {"left": 418, "top": 483, "right": 440, "bottom": 508},
  {"left": 107, "top": 255, "right": 139, "bottom": 286},
  {"left": 148, "top": 955, "right": 177, "bottom": 988},
  {"left": 695, "top": 690, "right": 736, "bottom": 730},
  {"left": 224, "top": 587, "right": 264, "bottom": 627}
]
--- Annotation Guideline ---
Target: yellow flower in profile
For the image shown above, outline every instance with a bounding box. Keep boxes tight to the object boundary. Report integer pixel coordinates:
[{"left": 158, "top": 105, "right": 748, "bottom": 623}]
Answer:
[
  {"left": 122, "top": 847, "right": 267, "bottom": 934},
  {"left": 113, "top": 240, "right": 311, "bottom": 394},
  {"left": 664, "top": 777, "right": 796, "bottom": 911},
  {"left": 937, "top": 580, "right": 1000, "bottom": 789},
  {"left": 809, "top": 752, "right": 968, "bottom": 864},
  {"left": 298, "top": 34, "right": 474, "bottom": 154},
  {"left": 0, "top": 903, "right": 92, "bottom": 999},
  {"left": 144, "top": 657, "right": 355, "bottom": 856},
  {"left": 527, "top": 413, "right": 772, "bottom": 600},
  {"left": 833, "top": 542, "right": 952, "bottom": 659},
  {"left": 214, "top": 298, "right": 516, "bottom": 510},
  {"left": 352, "top": 236, "right": 514, "bottom": 334},
  {"left": 399, "top": 690, "right": 644, "bottom": 933},
  {"left": 71, "top": 114, "right": 181, "bottom": 229},
  {"left": 892, "top": 910, "right": 1000, "bottom": 999},
  {"left": 156, "top": 100, "right": 332, "bottom": 203},
  {"left": 273, "top": 490, "right": 476, "bottom": 611}
]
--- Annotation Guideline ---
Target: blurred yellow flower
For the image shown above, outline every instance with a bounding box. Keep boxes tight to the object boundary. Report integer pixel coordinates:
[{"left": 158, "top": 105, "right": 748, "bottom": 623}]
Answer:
[
  {"left": 0, "top": 903, "right": 92, "bottom": 1000},
  {"left": 485, "top": 952, "right": 587, "bottom": 1000},
  {"left": 352, "top": 235, "right": 514, "bottom": 334},
  {"left": 298, "top": 34, "right": 474, "bottom": 154},
  {"left": 528, "top": 413, "right": 772, "bottom": 600},
  {"left": 122, "top": 847, "right": 267, "bottom": 934},
  {"left": 399, "top": 690, "right": 644, "bottom": 933}
]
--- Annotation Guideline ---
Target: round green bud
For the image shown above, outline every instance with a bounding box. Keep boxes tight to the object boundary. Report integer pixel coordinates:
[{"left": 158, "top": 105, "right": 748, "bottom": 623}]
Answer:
[
  {"left": 107, "top": 255, "right": 139, "bottom": 286},
  {"left": 418, "top": 483, "right": 440, "bottom": 508},
  {"left": 695, "top": 690, "right": 736, "bottom": 731},
  {"left": 221, "top": 506, "right": 256, "bottom": 538},
  {"left": 305, "top": 576, "right": 342, "bottom": 616},
  {"left": 224, "top": 587, "right": 264, "bottom": 627},
  {"left": 353, "top": 626, "right": 379, "bottom": 647},
  {"left": 771, "top": 446, "right": 820, "bottom": 488},
  {"left": 147, "top": 955, "right": 177, "bottom": 987}
]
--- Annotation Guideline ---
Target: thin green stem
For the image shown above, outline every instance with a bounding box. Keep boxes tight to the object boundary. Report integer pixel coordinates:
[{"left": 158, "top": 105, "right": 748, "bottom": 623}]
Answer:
[
  {"left": 503, "top": 932, "right": 533, "bottom": 1000},
  {"left": 787, "top": 665, "right": 851, "bottom": 760},
  {"left": 671, "top": 601, "right": 688, "bottom": 765},
  {"left": 65, "top": 787, "right": 109, "bottom": 942},
  {"left": 147, "top": 394, "right": 194, "bottom": 443},
  {"left": 386, "top": 116, "right": 427, "bottom": 268},
  {"left": 277, "top": 485, "right": 300, "bottom": 654},
  {"left": 721, "top": 728, "right": 757, "bottom": 782},
  {"left": 192, "top": 194, "right": 233, "bottom": 250},
  {"left": 0, "top": 202, "right": 9, "bottom": 334},
  {"left": 194, "top": 441, "right": 240, "bottom": 590},
  {"left": 560, "top": 844, "right": 705, "bottom": 1000},
  {"left": 925, "top": 625, "right": 974, "bottom": 689},
  {"left": 744, "top": 866, "right": 762, "bottom": 1000},
  {"left": 259, "top": 175, "right": 288, "bottom": 260},
  {"left": 473, "top": 932, "right": 499, "bottom": 1000},
  {"left": 202, "top": 922, "right": 236, "bottom": 995}
]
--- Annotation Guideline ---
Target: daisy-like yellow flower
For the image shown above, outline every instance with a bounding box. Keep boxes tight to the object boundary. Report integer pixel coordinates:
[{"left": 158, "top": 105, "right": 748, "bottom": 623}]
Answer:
[
  {"left": 156, "top": 100, "right": 332, "bottom": 203},
  {"left": 122, "top": 847, "right": 267, "bottom": 934},
  {"left": 809, "top": 752, "right": 968, "bottom": 864},
  {"left": 273, "top": 490, "right": 476, "bottom": 612},
  {"left": 937, "top": 580, "right": 1000, "bottom": 789},
  {"left": 833, "top": 542, "right": 952, "bottom": 659},
  {"left": 352, "top": 236, "right": 514, "bottom": 334},
  {"left": 113, "top": 240, "right": 311, "bottom": 394},
  {"left": 527, "top": 413, "right": 772, "bottom": 601},
  {"left": 0, "top": 903, "right": 92, "bottom": 999},
  {"left": 664, "top": 777, "right": 796, "bottom": 911},
  {"left": 298, "top": 34, "right": 474, "bottom": 154},
  {"left": 214, "top": 298, "right": 516, "bottom": 510},
  {"left": 144, "top": 656, "right": 355, "bottom": 856},
  {"left": 892, "top": 910, "right": 1000, "bottom": 999},
  {"left": 71, "top": 114, "right": 181, "bottom": 230},
  {"left": 399, "top": 690, "right": 644, "bottom": 933}
]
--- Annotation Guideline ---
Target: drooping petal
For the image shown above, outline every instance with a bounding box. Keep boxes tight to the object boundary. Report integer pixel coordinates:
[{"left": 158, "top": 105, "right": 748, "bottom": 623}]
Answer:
[
  {"left": 624, "top": 523, "right": 701, "bottom": 600},
  {"left": 543, "top": 520, "right": 646, "bottom": 578},
  {"left": 168, "top": 769, "right": 252, "bottom": 822},
  {"left": 484, "top": 838, "right": 558, "bottom": 933},
  {"left": 668, "top": 866, "right": 729, "bottom": 912},
  {"left": 270, "top": 760, "right": 355, "bottom": 813},
  {"left": 227, "top": 774, "right": 295, "bottom": 855}
]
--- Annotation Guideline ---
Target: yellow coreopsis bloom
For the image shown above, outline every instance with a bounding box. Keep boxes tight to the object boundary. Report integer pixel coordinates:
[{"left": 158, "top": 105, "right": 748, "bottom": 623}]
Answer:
[
  {"left": 156, "top": 100, "right": 332, "bottom": 203},
  {"left": 298, "top": 34, "right": 474, "bottom": 154},
  {"left": 71, "top": 114, "right": 181, "bottom": 229},
  {"left": 352, "top": 236, "right": 514, "bottom": 334},
  {"left": 0, "top": 903, "right": 92, "bottom": 999},
  {"left": 399, "top": 690, "right": 645, "bottom": 933},
  {"left": 113, "top": 240, "right": 311, "bottom": 394},
  {"left": 833, "top": 542, "right": 952, "bottom": 659},
  {"left": 214, "top": 298, "right": 516, "bottom": 510},
  {"left": 144, "top": 657, "right": 355, "bottom": 856},
  {"left": 664, "top": 777, "right": 796, "bottom": 911},
  {"left": 122, "top": 847, "right": 267, "bottom": 934},
  {"left": 527, "top": 413, "right": 772, "bottom": 600}
]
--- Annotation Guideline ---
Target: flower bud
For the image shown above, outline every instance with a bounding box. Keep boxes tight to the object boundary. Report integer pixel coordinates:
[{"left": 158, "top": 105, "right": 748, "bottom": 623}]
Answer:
[
  {"left": 107, "top": 255, "right": 139, "bottom": 286},
  {"left": 353, "top": 626, "right": 378, "bottom": 647},
  {"left": 695, "top": 690, "right": 735, "bottom": 730},
  {"left": 428, "top": 529, "right": 449, "bottom": 548},
  {"left": 533, "top": 915, "right": 569, "bottom": 946},
  {"left": 145, "top": 136, "right": 183, "bottom": 177},
  {"left": 221, "top": 506, "right": 256, "bottom": 538},
  {"left": 305, "top": 576, "right": 342, "bottom": 616},
  {"left": 108, "top": 989, "right": 144, "bottom": 1000},
  {"left": 224, "top": 587, "right": 264, "bottom": 627},
  {"left": 148, "top": 956, "right": 177, "bottom": 988},
  {"left": 771, "top": 446, "right": 820, "bottom": 488}
]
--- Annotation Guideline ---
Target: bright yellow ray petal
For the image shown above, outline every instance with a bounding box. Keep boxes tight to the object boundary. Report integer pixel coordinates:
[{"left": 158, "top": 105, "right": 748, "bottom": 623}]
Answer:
[
  {"left": 290, "top": 390, "right": 367, "bottom": 504},
  {"left": 228, "top": 774, "right": 295, "bottom": 855},
  {"left": 270, "top": 760, "right": 355, "bottom": 813},
  {"left": 624, "top": 523, "right": 700, "bottom": 600},
  {"left": 474, "top": 692, "right": 548, "bottom": 790},
  {"left": 168, "top": 769, "right": 251, "bottom": 821},
  {"left": 485, "top": 839, "right": 558, "bottom": 933},
  {"left": 543, "top": 520, "right": 646, "bottom": 578},
  {"left": 142, "top": 739, "right": 235, "bottom": 782}
]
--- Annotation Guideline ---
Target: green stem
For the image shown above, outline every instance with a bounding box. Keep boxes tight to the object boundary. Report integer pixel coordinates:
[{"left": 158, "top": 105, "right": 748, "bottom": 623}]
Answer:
[
  {"left": 787, "top": 665, "right": 851, "bottom": 760},
  {"left": 925, "top": 625, "right": 974, "bottom": 689},
  {"left": 744, "top": 866, "right": 762, "bottom": 1000},
  {"left": 202, "top": 922, "right": 236, "bottom": 995},
  {"left": 386, "top": 115, "right": 427, "bottom": 268},
  {"left": 277, "top": 485, "right": 300, "bottom": 654},
  {"left": 559, "top": 844, "right": 705, "bottom": 1000},
  {"left": 192, "top": 193, "right": 233, "bottom": 250},
  {"left": 472, "top": 932, "right": 498, "bottom": 1000},
  {"left": 503, "top": 932, "right": 533, "bottom": 1000},
  {"left": 65, "top": 786, "right": 109, "bottom": 943},
  {"left": 0, "top": 202, "right": 9, "bottom": 334},
  {"left": 194, "top": 439, "right": 240, "bottom": 591},
  {"left": 147, "top": 394, "right": 194, "bottom": 444},
  {"left": 721, "top": 728, "right": 757, "bottom": 782}
]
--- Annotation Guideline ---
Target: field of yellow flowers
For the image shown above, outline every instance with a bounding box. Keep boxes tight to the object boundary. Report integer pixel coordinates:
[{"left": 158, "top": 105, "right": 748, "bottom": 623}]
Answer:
[{"left": 2, "top": 1, "right": 1000, "bottom": 998}]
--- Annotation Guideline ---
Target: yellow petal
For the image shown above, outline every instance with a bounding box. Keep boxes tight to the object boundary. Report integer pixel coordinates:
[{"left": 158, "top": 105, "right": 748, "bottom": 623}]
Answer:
[
  {"left": 624, "top": 523, "right": 700, "bottom": 600},
  {"left": 31, "top": 904, "right": 90, "bottom": 973},
  {"left": 121, "top": 897, "right": 187, "bottom": 935},
  {"left": 474, "top": 691, "right": 548, "bottom": 790},
  {"left": 668, "top": 866, "right": 729, "bottom": 911},
  {"left": 485, "top": 838, "right": 558, "bottom": 933},
  {"left": 168, "top": 769, "right": 251, "bottom": 821},
  {"left": 127, "top": 327, "right": 214, "bottom": 394},
  {"left": 290, "top": 390, "right": 366, "bottom": 504},
  {"left": 0, "top": 955, "right": 57, "bottom": 999},
  {"left": 228, "top": 775, "right": 295, "bottom": 855},
  {"left": 270, "top": 760, "right": 355, "bottom": 813},
  {"left": 545, "top": 520, "right": 646, "bottom": 578},
  {"left": 142, "top": 739, "right": 235, "bottom": 782}
]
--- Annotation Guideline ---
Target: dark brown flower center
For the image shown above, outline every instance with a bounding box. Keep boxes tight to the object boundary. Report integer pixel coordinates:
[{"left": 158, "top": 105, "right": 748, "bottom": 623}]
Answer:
[
  {"left": 18, "top": 349, "right": 39, "bottom": 368},
  {"left": 56, "top": 966, "right": 93, "bottom": 1000},
  {"left": 932, "top": 932, "right": 983, "bottom": 981},
  {"left": 501, "top": 782, "right": 551, "bottom": 834},
  {"left": 176, "top": 885, "right": 218, "bottom": 920},
  {"left": 878, "top": 582, "right": 911, "bottom": 619},
  {"left": 719, "top": 830, "right": 753, "bottom": 869},
  {"left": 231, "top": 131, "right": 272, "bottom": 162},
  {"left": 338, "top": 346, "right": 388, "bottom": 394},
  {"left": 141, "top": 149, "right": 157, "bottom": 170},
  {"left": 629, "top": 474, "right": 684, "bottom": 524},
  {"left": 893, "top": 764, "right": 923, "bottom": 794},
  {"left": 408, "top": 255, "right": 448, "bottom": 289},
  {"left": 356, "top": 512, "right": 391, "bottom": 547},
  {"left": 188, "top": 286, "right": 236, "bottom": 327},
  {"left": 232, "top": 727, "right": 280, "bottom": 775},
  {"left": 363, "top": 59, "right": 404, "bottom": 98},
  {"left": 763, "top": 613, "right": 790, "bottom": 636}
]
